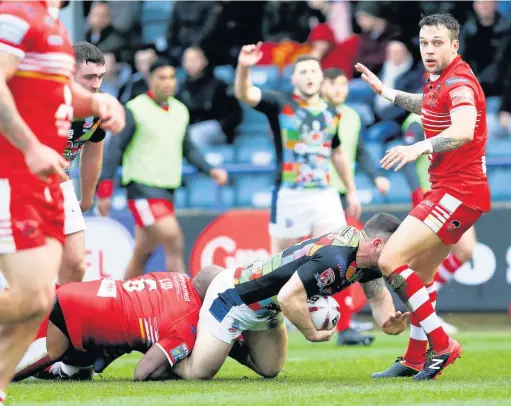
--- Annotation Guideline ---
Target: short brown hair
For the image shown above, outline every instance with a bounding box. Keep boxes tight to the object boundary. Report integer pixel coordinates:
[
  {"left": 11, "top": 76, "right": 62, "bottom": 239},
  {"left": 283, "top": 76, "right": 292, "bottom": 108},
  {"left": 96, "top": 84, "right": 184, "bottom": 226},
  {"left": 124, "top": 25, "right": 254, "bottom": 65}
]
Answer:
[
  {"left": 74, "top": 41, "right": 105, "bottom": 65},
  {"left": 323, "top": 68, "right": 347, "bottom": 81},
  {"left": 363, "top": 213, "right": 401, "bottom": 241},
  {"left": 419, "top": 12, "right": 460, "bottom": 41},
  {"left": 292, "top": 55, "right": 321, "bottom": 72}
]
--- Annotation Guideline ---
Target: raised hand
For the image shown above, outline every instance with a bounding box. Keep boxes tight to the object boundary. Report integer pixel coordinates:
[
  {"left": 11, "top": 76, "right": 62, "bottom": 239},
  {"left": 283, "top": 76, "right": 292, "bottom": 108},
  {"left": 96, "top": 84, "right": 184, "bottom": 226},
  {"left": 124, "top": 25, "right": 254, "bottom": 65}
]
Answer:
[{"left": 238, "top": 42, "right": 263, "bottom": 68}]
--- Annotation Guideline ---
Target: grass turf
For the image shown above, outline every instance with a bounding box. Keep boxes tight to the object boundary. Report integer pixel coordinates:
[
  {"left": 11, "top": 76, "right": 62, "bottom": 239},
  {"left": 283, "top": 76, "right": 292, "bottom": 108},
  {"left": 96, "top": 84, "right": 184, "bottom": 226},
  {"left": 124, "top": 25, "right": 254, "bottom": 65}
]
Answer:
[{"left": 8, "top": 330, "right": 511, "bottom": 406}]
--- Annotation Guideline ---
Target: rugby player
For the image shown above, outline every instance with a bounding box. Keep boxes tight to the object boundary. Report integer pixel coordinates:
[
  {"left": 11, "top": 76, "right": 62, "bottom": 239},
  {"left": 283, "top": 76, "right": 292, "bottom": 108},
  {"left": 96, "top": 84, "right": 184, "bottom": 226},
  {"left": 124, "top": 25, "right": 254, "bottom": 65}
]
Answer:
[
  {"left": 356, "top": 13, "right": 490, "bottom": 380},
  {"left": 234, "top": 45, "right": 361, "bottom": 255},
  {"left": 14, "top": 267, "right": 222, "bottom": 382},
  {"left": 0, "top": 1, "right": 124, "bottom": 400},
  {"left": 172, "top": 213, "right": 409, "bottom": 381}
]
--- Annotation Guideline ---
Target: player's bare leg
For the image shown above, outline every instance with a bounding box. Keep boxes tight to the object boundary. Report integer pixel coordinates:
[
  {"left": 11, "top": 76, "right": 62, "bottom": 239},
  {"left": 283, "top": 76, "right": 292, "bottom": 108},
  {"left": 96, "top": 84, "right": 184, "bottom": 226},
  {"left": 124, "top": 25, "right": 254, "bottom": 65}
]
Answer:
[
  {"left": 172, "top": 324, "right": 234, "bottom": 380},
  {"left": 58, "top": 231, "right": 86, "bottom": 285},
  {"left": 271, "top": 237, "right": 301, "bottom": 255},
  {"left": 434, "top": 226, "right": 476, "bottom": 292},
  {"left": 124, "top": 225, "right": 159, "bottom": 280},
  {"left": 0, "top": 239, "right": 62, "bottom": 391},
  {"left": 239, "top": 324, "right": 288, "bottom": 378},
  {"left": 377, "top": 216, "right": 461, "bottom": 380},
  {"left": 150, "top": 216, "right": 186, "bottom": 274},
  {"left": 14, "top": 321, "right": 70, "bottom": 381},
  {"left": 372, "top": 243, "right": 451, "bottom": 378}
]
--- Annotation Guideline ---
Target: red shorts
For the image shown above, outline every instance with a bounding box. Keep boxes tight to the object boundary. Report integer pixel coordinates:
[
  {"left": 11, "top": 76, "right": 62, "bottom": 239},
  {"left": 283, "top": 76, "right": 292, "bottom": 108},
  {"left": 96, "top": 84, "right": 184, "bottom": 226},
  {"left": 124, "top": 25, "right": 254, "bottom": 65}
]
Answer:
[
  {"left": 58, "top": 279, "right": 121, "bottom": 351},
  {"left": 0, "top": 175, "right": 64, "bottom": 253},
  {"left": 127, "top": 198, "right": 174, "bottom": 227},
  {"left": 410, "top": 189, "right": 482, "bottom": 245}
]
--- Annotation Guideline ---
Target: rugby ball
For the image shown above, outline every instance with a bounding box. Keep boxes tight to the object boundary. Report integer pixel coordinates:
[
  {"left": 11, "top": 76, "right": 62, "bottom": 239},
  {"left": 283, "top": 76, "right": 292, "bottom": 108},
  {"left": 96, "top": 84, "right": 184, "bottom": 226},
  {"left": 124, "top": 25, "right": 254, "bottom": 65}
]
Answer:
[{"left": 307, "top": 295, "right": 340, "bottom": 331}]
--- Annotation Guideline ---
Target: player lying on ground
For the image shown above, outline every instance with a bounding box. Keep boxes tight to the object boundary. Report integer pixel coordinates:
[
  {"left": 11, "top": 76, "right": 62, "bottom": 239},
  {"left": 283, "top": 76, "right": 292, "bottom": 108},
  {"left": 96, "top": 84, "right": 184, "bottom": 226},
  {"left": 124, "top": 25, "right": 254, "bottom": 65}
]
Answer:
[
  {"left": 171, "top": 213, "right": 409, "bottom": 380},
  {"left": 13, "top": 267, "right": 222, "bottom": 382}
]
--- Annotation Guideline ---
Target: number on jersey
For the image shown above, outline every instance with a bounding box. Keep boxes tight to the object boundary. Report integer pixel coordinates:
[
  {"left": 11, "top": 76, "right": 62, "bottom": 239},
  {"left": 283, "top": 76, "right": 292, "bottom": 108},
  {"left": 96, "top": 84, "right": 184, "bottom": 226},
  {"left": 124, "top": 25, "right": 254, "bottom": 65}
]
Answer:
[{"left": 123, "top": 278, "right": 173, "bottom": 293}]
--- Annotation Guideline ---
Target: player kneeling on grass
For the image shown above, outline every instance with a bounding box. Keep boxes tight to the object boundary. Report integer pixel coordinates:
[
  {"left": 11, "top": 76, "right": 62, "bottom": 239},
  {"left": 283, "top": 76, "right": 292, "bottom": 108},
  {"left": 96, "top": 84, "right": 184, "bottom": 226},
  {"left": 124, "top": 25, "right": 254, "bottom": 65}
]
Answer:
[
  {"left": 171, "top": 213, "right": 409, "bottom": 381},
  {"left": 13, "top": 267, "right": 223, "bottom": 382}
]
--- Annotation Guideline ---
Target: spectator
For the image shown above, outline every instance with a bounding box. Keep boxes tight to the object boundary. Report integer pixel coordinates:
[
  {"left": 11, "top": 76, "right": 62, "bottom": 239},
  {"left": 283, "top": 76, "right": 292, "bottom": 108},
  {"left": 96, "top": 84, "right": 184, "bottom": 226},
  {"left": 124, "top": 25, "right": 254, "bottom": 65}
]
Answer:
[
  {"left": 497, "top": 60, "right": 511, "bottom": 137},
  {"left": 86, "top": 2, "right": 129, "bottom": 62},
  {"left": 262, "top": 1, "right": 324, "bottom": 43},
  {"left": 166, "top": 1, "right": 219, "bottom": 66},
  {"left": 373, "top": 39, "right": 424, "bottom": 125},
  {"left": 459, "top": 0, "right": 511, "bottom": 101},
  {"left": 202, "top": 1, "right": 266, "bottom": 67},
  {"left": 354, "top": 2, "right": 401, "bottom": 76},
  {"left": 177, "top": 47, "right": 242, "bottom": 146},
  {"left": 130, "top": 45, "right": 158, "bottom": 100},
  {"left": 100, "top": 52, "right": 133, "bottom": 104},
  {"left": 308, "top": 0, "right": 354, "bottom": 42}
]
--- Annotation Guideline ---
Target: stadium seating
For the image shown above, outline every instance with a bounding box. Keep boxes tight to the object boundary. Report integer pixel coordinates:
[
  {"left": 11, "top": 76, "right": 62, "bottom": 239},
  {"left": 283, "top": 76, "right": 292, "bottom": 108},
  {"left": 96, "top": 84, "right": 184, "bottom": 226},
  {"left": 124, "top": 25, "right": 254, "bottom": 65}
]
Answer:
[
  {"left": 385, "top": 173, "right": 411, "bottom": 203},
  {"left": 486, "top": 138, "right": 511, "bottom": 158},
  {"left": 140, "top": 1, "right": 174, "bottom": 45},
  {"left": 238, "top": 103, "right": 271, "bottom": 133},
  {"left": 354, "top": 173, "right": 384, "bottom": 205},
  {"left": 234, "top": 174, "right": 274, "bottom": 208},
  {"left": 201, "top": 145, "right": 236, "bottom": 166},
  {"left": 236, "top": 144, "right": 275, "bottom": 166},
  {"left": 213, "top": 65, "right": 235, "bottom": 84},
  {"left": 249, "top": 66, "right": 280, "bottom": 90},
  {"left": 488, "top": 168, "right": 511, "bottom": 200},
  {"left": 187, "top": 175, "right": 235, "bottom": 209},
  {"left": 174, "top": 187, "right": 188, "bottom": 209}
]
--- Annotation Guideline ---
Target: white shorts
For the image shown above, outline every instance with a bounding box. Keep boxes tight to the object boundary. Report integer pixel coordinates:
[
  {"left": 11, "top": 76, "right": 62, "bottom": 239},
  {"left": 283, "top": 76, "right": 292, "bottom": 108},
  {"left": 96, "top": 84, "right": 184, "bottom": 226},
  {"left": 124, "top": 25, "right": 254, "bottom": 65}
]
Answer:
[
  {"left": 61, "top": 180, "right": 86, "bottom": 236},
  {"left": 199, "top": 268, "right": 284, "bottom": 344},
  {"left": 269, "top": 187, "right": 346, "bottom": 239}
]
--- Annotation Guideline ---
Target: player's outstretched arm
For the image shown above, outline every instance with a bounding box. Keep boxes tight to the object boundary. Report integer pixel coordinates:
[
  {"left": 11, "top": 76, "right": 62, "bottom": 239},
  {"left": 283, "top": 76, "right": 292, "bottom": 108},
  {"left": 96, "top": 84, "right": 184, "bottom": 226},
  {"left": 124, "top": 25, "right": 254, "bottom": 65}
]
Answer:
[
  {"left": 428, "top": 105, "right": 477, "bottom": 153},
  {"left": 134, "top": 345, "right": 180, "bottom": 381},
  {"left": 362, "top": 278, "right": 409, "bottom": 335},
  {"left": 278, "top": 273, "right": 335, "bottom": 343},
  {"left": 355, "top": 63, "right": 423, "bottom": 115},
  {"left": 234, "top": 43, "right": 263, "bottom": 107}
]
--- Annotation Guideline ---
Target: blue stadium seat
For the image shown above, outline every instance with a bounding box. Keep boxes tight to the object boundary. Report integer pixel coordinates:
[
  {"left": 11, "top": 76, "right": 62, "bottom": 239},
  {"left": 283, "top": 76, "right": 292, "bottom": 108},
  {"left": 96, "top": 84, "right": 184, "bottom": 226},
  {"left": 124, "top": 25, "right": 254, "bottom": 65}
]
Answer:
[
  {"left": 488, "top": 168, "right": 511, "bottom": 200},
  {"left": 354, "top": 173, "right": 384, "bottom": 205},
  {"left": 238, "top": 106, "right": 271, "bottom": 134},
  {"left": 486, "top": 138, "right": 511, "bottom": 158},
  {"left": 346, "top": 78, "right": 375, "bottom": 105},
  {"left": 366, "top": 121, "right": 401, "bottom": 143},
  {"left": 236, "top": 144, "right": 275, "bottom": 166},
  {"left": 249, "top": 66, "right": 280, "bottom": 90},
  {"left": 386, "top": 174, "right": 411, "bottom": 203},
  {"left": 280, "top": 65, "right": 294, "bottom": 93},
  {"left": 201, "top": 145, "right": 236, "bottom": 166},
  {"left": 174, "top": 187, "right": 188, "bottom": 209},
  {"left": 187, "top": 175, "right": 235, "bottom": 209},
  {"left": 364, "top": 141, "right": 383, "bottom": 164},
  {"left": 347, "top": 103, "right": 375, "bottom": 127},
  {"left": 141, "top": 1, "right": 174, "bottom": 44},
  {"left": 234, "top": 133, "right": 274, "bottom": 148},
  {"left": 235, "top": 174, "right": 274, "bottom": 208},
  {"left": 213, "top": 65, "right": 235, "bottom": 84},
  {"left": 175, "top": 67, "right": 186, "bottom": 84}
]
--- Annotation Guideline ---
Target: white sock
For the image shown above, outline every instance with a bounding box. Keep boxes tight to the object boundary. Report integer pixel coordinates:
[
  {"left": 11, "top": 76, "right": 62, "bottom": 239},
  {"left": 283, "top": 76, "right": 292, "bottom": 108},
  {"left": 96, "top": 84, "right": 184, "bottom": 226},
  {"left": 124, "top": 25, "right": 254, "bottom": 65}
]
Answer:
[{"left": 60, "top": 362, "right": 79, "bottom": 377}]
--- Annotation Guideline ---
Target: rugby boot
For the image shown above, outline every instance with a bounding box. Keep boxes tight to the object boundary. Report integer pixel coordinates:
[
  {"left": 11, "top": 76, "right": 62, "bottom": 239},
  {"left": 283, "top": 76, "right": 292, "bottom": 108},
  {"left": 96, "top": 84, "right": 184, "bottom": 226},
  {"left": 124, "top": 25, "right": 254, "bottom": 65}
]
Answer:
[
  {"left": 372, "top": 356, "right": 423, "bottom": 378},
  {"left": 35, "top": 362, "right": 93, "bottom": 381},
  {"left": 337, "top": 328, "right": 375, "bottom": 346},
  {"left": 413, "top": 337, "right": 462, "bottom": 381}
]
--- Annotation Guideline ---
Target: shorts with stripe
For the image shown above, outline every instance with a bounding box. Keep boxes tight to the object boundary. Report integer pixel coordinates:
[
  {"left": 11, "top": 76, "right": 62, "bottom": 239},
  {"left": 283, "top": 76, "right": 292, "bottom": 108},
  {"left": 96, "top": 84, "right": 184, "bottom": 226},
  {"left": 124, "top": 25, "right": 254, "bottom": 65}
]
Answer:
[
  {"left": 409, "top": 189, "right": 482, "bottom": 245},
  {"left": 126, "top": 182, "right": 175, "bottom": 227},
  {"left": 200, "top": 268, "right": 284, "bottom": 344},
  {"left": 0, "top": 175, "right": 65, "bottom": 253}
]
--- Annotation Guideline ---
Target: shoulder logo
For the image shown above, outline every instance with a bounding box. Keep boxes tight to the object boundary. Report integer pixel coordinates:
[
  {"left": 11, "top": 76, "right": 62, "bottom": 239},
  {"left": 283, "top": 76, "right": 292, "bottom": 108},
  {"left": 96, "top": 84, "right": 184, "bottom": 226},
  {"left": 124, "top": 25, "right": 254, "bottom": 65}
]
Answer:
[{"left": 446, "top": 77, "right": 469, "bottom": 86}]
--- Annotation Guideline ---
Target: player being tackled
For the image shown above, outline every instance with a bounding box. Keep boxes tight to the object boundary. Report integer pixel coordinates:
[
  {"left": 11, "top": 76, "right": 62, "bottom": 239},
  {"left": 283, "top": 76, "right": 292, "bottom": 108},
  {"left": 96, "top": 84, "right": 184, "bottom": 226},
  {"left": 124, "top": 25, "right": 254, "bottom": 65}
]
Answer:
[{"left": 171, "top": 213, "right": 409, "bottom": 381}]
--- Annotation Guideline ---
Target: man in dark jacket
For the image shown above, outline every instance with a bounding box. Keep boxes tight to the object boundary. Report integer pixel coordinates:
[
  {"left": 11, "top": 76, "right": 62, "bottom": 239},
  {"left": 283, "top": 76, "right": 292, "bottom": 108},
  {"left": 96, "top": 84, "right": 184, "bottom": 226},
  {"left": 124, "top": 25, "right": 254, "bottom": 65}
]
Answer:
[
  {"left": 459, "top": 0, "right": 511, "bottom": 99},
  {"left": 177, "top": 47, "right": 242, "bottom": 145}
]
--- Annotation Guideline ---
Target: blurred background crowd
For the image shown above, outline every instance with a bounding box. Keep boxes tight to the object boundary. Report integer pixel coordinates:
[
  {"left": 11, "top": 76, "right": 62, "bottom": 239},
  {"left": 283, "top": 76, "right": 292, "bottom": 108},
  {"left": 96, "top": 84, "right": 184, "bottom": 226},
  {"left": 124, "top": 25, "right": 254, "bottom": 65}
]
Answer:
[{"left": 72, "top": 0, "right": 511, "bottom": 210}]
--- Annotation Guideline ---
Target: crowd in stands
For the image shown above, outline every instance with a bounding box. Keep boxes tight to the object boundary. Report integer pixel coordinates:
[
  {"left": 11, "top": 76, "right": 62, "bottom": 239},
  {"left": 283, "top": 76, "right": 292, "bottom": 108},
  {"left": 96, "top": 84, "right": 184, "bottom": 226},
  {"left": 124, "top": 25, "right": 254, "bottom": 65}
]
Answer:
[{"left": 81, "top": 1, "right": 511, "bottom": 208}]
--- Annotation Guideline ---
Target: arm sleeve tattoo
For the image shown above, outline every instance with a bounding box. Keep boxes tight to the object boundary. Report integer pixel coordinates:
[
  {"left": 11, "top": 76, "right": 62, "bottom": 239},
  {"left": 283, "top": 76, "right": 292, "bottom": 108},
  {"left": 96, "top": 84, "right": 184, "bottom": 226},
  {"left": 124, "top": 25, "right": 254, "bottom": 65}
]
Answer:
[
  {"left": 361, "top": 278, "right": 386, "bottom": 300},
  {"left": 394, "top": 92, "right": 424, "bottom": 115},
  {"left": 430, "top": 136, "right": 464, "bottom": 153}
]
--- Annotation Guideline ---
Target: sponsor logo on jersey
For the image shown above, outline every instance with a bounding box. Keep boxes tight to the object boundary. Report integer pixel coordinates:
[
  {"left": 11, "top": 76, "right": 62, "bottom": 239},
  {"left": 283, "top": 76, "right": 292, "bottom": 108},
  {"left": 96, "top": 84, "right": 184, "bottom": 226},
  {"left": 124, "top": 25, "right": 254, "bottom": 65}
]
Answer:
[
  {"left": 320, "top": 268, "right": 335, "bottom": 287},
  {"left": 96, "top": 279, "right": 117, "bottom": 298},
  {"left": 170, "top": 343, "right": 189, "bottom": 362},
  {"left": 14, "top": 220, "right": 39, "bottom": 237},
  {"left": 345, "top": 261, "right": 357, "bottom": 282},
  {"left": 449, "top": 86, "right": 474, "bottom": 106},
  {"left": 48, "top": 35, "right": 63, "bottom": 46},
  {"left": 448, "top": 220, "right": 461, "bottom": 230},
  {"left": 335, "top": 255, "right": 347, "bottom": 275},
  {"left": 84, "top": 116, "right": 94, "bottom": 129},
  {"left": 228, "top": 319, "right": 240, "bottom": 334}
]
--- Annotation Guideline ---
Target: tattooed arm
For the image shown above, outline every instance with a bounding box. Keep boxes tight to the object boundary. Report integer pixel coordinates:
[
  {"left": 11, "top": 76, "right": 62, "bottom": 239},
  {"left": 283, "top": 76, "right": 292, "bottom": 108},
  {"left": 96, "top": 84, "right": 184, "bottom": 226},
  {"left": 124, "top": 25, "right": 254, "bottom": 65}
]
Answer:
[
  {"left": 394, "top": 92, "right": 424, "bottom": 115},
  {"left": 361, "top": 278, "right": 408, "bottom": 335}
]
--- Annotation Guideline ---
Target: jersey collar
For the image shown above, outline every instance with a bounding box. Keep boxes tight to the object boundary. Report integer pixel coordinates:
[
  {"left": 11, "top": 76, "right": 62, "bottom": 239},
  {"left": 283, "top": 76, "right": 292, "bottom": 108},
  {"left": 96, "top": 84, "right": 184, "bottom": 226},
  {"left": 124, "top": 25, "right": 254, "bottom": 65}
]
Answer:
[{"left": 147, "top": 91, "right": 171, "bottom": 111}]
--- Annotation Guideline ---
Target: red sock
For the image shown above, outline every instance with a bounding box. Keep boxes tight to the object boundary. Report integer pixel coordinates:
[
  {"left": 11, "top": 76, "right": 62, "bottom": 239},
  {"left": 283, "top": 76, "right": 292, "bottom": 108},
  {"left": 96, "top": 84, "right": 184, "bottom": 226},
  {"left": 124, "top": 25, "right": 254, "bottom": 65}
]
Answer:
[
  {"left": 34, "top": 283, "right": 60, "bottom": 340},
  {"left": 434, "top": 253, "right": 463, "bottom": 291},
  {"left": 389, "top": 266, "right": 448, "bottom": 352},
  {"left": 404, "top": 282, "right": 437, "bottom": 364},
  {"left": 334, "top": 288, "right": 353, "bottom": 332}
]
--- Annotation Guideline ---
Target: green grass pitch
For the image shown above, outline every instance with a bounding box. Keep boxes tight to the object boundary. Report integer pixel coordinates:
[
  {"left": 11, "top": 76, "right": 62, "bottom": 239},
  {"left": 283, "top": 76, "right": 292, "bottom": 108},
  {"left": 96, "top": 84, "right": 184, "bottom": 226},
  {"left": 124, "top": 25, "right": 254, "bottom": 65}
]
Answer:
[{"left": 8, "top": 330, "right": 511, "bottom": 406}]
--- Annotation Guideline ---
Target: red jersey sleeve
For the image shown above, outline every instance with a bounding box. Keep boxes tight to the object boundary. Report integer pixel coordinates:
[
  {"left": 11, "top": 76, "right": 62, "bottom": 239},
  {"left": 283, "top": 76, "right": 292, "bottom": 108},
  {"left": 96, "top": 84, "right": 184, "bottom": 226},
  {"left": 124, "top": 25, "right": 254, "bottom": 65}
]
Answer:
[
  {"left": 443, "top": 75, "right": 477, "bottom": 113},
  {"left": 0, "top": 4, "right": 38, "bottom": 59},
  {"left": 154, "top": 314, "right": 198, "bottom": 367}
]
